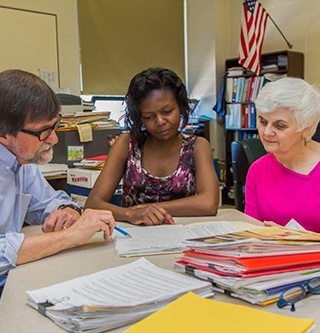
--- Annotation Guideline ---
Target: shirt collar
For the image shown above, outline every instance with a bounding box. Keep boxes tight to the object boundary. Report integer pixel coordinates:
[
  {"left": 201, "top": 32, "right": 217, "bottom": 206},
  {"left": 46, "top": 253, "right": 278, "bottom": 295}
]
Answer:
[{"left": 0, "top": 143, "right": 20, "bottom": 173}]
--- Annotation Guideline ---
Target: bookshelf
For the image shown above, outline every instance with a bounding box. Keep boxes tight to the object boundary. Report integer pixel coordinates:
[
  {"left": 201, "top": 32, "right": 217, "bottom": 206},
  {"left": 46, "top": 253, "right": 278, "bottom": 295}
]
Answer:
[{"left": 224, "top": 50, "right": 304, "bottom": 204}]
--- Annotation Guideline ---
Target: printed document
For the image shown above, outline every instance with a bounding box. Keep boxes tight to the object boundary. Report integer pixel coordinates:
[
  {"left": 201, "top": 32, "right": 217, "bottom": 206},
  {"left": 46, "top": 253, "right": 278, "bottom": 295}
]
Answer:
[
  {"left": 113, "top": 221, "right": 259, "bottom": 257},
  {"left": 26, "top": 258, "right": 213, "bottom": 333}
]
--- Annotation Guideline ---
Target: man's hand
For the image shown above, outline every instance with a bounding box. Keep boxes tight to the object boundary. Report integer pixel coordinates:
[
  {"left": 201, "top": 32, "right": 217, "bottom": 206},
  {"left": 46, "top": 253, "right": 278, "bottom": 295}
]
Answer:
[
  {"left": 65, "top": 208, "right": 115, "bottom": 243},
  {"left": 42, "top": 207, "right": 80, "bottom": 232}
]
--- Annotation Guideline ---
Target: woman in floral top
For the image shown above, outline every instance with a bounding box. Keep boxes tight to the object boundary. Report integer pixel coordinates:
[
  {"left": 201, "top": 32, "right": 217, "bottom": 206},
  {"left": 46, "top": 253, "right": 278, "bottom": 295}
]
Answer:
[{"left": 85, "top": 67, "right": 219, "bottom": 225}]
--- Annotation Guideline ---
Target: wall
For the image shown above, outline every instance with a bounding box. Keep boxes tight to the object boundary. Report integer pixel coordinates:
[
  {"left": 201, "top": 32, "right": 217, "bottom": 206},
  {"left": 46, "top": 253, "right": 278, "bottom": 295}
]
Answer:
[
  {"left": 0, "top": 0, "right": 81, "bottom": 95},
  {"left": 186, "top": 0, "right": 229, "bottom": 159},
  {"left": 3, "top": 0, "right": 319, "bottom": 158},
  {"left": 187, "top": 0, "right": 320, "bottom": 159},
  {"left": 228, "top": 0, "right": 320, "bottom": 84}
]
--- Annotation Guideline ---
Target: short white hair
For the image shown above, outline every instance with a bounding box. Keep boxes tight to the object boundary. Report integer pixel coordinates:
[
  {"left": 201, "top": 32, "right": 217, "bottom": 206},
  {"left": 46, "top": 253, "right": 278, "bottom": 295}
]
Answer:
[{"left": 255, "top": 77, "right": 320, "bottom": 139}]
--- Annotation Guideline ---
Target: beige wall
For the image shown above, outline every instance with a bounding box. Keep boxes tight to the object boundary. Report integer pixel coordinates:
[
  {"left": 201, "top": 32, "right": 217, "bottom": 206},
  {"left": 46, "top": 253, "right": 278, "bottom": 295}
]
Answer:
[
  {"left": 0, "top": 0, "right": 81, "bottom": 95},
  {"left": 186, "top": 0, "right": 229, "bottom": 159},
  {"left": 2, "top": 0, "right": 319, "bottom": 158},
  {"left": 228, "top": 0, "right": 320, "bottom": 84},
  {"left": 187, "top": 0, "right": 320, "bottom": 159}
]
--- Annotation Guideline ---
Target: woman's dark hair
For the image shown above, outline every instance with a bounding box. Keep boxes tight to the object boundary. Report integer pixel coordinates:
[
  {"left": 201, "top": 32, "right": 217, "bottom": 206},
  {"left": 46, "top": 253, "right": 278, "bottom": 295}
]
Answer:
[
  {"left": 124, "top": 67, "right": 191, "bottom": 145},
  {"left": 0, "top": 69, "right": 60, "bottom": 136}
]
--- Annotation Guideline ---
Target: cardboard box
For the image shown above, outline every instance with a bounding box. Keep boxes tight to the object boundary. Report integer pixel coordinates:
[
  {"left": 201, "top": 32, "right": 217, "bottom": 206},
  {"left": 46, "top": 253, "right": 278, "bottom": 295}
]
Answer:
[
  {"left": 67, "top": 168, "right": 101, "bottom": 188},
  {"left": 67, "top": 168, "right": 122, "bottom": 207}
]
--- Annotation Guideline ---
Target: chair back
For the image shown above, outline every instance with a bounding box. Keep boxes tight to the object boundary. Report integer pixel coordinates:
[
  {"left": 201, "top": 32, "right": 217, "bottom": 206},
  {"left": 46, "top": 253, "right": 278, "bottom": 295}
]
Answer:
[
  {"left": 242, "top": 138, "right": 267, "bottom": 164},
  {"left": 231, "top": 142, "right": 250, "bottom": 212},
  {"left": 231, "top": 138, "right": 267, "bottom": 212}
]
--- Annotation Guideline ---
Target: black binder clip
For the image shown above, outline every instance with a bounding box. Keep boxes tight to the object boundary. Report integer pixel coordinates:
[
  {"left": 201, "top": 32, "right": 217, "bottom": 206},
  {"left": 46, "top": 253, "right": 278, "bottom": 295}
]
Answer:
[{"left": 38, "top": 300, "right": 54, "bottom": 316}]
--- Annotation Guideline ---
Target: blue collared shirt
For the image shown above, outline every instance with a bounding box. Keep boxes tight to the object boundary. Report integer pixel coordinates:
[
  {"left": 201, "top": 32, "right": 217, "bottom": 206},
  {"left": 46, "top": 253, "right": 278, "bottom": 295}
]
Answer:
[{"left": 0, "top": 143, "right": 75, "bottom": 286}]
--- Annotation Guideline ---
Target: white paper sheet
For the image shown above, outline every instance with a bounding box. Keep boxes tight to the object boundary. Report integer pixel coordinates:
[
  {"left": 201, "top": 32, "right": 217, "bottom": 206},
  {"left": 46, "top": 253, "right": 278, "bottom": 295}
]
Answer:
[{"left": 113, "top": 221, "right": 258, "bottom": 257}]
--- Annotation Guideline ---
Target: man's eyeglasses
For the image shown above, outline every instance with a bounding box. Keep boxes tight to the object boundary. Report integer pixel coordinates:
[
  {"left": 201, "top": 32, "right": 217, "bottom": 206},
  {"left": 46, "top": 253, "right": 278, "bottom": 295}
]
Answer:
[
  {"left": 277, "top": 277, "right": 320, "bottom": 311},
  {"left": 20, "top": 117, "right": 61, "bottom": 141}
]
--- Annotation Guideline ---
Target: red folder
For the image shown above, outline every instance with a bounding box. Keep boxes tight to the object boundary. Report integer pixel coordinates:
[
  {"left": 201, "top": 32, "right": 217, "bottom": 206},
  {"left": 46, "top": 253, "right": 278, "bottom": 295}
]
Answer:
[{"left": 179, "top": 249, "right": 320, "bottom": 276}]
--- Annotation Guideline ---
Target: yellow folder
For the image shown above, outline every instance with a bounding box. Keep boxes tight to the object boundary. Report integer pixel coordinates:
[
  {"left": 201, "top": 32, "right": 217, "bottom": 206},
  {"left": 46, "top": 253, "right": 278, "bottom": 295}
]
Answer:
[{"left": 124, "top": 292, "right": 314, "bottom": 333}]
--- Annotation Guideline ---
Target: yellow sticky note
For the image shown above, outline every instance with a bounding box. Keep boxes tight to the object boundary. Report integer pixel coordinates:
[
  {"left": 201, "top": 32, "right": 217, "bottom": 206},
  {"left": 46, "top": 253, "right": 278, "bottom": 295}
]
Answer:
[{"left": 76, "top": 123, "right": 93, "bottom": 142}]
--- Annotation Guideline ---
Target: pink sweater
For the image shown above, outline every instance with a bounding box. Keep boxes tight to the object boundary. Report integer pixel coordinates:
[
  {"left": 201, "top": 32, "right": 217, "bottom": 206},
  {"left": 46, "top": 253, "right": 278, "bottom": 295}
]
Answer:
[{"left": 245, "top": 153, "right": 320, "bottom": 232}]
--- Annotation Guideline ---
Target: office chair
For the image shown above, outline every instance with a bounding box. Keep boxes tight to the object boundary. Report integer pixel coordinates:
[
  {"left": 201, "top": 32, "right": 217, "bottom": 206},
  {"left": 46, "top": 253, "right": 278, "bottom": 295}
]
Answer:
[
  {"left": 242, "top": 138, "right": 267, "bottom": 164},
  {"left": 231, "top": 142, "right": 250, "bottom": 212},
  {"left": 231, "top": 138, "right": 267, "bottom": 212},
  {"left": 313, "top": 122, "right": 320, "bottom": 142}
]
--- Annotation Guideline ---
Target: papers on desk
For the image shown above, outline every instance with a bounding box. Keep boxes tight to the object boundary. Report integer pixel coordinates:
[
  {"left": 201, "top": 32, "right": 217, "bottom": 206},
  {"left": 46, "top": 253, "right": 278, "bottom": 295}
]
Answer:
[
  {"left": 124, "top": 292, "right": 315, "bottom": 333},
  {"left": 175, "top": 226, "right": 320, "bottom": 306},
  {"left": 26, "top": 258, "right": 213, "bottom": 333},
  {"left": 113, "top": 221, "right": 259, "bottom": 257}
]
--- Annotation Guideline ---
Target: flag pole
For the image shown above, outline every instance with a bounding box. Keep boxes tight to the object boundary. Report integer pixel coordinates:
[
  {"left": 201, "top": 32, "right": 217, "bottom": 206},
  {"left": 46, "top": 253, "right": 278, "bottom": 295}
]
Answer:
[{"left": 267, "top": 15, "right": 293, "bottom": 49}]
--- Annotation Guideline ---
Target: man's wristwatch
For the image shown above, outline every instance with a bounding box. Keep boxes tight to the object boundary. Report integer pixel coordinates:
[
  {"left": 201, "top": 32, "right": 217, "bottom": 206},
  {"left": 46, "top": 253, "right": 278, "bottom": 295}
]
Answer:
[{"left": 58, "top": 204, "right": 82, "bottom": 215}]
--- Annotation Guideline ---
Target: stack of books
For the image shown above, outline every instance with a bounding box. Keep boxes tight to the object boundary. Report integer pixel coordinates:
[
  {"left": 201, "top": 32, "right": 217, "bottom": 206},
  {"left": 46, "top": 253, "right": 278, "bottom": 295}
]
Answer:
[{"left": 175, "top": 226, "right": 320, "bottom": 306}]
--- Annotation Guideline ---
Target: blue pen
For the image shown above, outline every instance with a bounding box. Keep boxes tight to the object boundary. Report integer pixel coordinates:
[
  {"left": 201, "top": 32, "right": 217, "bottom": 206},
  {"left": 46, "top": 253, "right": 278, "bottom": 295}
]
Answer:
[{"left": 115, "top": 226, "right": 132, "bottom": 238}]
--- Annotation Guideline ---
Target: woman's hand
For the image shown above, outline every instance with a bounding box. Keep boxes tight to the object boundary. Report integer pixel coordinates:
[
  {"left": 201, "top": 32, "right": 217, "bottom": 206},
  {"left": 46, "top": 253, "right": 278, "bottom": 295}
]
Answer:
[
  {"left": 126, "top": 204, "right": 175, "bottom": 226},
  {"left": 262, "top": 220, "right": 280, "bottom": 227}
]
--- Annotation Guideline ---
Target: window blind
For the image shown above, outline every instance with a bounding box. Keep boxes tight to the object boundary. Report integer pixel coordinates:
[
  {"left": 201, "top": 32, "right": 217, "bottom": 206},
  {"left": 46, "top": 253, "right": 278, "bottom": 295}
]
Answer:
[{"left": 78, "top": 0, "right": 185, "bottom": 95}]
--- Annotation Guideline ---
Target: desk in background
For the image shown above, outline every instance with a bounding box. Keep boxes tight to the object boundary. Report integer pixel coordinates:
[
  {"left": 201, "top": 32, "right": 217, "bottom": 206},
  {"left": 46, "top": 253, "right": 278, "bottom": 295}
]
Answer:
[{"left": 0, "top": 209, "right": 318, "bottom": 332}]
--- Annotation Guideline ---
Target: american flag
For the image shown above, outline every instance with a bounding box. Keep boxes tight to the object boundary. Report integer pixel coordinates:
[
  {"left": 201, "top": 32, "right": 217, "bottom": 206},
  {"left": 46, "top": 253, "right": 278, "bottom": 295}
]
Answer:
[{"left": 238, "top": 0, "right": 269, "bottom": 75}]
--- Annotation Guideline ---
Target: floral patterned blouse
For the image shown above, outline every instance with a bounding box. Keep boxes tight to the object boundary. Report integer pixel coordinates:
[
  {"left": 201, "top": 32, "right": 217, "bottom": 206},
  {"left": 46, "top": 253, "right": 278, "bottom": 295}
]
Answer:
[{"left": 122, "top": 135, "right": 197, "bottom": 206}]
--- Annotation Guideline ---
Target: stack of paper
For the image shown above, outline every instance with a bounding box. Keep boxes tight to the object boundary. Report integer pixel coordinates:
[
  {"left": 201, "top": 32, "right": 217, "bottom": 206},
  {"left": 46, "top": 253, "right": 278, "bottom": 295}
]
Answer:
[
  {"left": 39, "top": 163, "right": 68, "bottom": 177},
  {"left": 58, "top": 111, "right": 112, "bottom": 131},
  {"left": 112, "top": 221, "right": 259, "bottom": 257},
  {"left": 26, "top": 258, "right": 213, "bottom": 333},
  {"left": 175, "top": 226, "right": 320, "bottom": 306},
  {"left": 73, "top": 155, "right": 107, "bottom": 170},
  {"left": 124, "top": 292, "right": 315, "bottom": 333}
]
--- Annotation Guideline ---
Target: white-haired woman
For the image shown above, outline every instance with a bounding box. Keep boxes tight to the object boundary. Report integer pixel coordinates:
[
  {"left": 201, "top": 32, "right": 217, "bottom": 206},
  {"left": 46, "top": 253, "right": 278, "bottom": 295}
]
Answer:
[{"left": 245, "top": 77, "right": 320, "bottom": 232}]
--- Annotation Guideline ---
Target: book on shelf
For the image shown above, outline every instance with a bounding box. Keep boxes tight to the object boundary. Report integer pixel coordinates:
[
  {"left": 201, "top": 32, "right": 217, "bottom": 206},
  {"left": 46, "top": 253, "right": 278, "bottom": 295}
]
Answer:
[
  {"left": 231, "top": 77, "right": 238, "bottom": 102},
  {"left": 225, "top": 104, "right": 255, "bottom": 130},
  {"left": 235, "top": 77, "right": 245, "bottom": 102},
  {"left": 241, "top": 77, "right": 250, "bottom": 102},
  {"left": 260, "top": 63, "right": 279, "bottom": 74},
  {"left": 226, "top": 66, "right": 244, "bottom": 77},
  {"left": 26, "top": 258, "right": 213, "bottom": 333},
  {"left": 225, "top": 77, "right": 234, "bottom": 102},
  {"left": 234, "top": 131, "right": 258, "bottom": 141},
  {"left": 124, "top": 292, "right": 315, "bottom": 333},
  {"left": 249, "top": 103, "right": 256, "bottom": 128}
]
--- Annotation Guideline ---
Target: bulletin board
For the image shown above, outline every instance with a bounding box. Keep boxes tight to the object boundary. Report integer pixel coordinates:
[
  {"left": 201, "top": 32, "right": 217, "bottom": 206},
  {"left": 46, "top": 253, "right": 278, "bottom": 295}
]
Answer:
[{"left": 0, "top": 6, "right": 59, "bottom": 89}]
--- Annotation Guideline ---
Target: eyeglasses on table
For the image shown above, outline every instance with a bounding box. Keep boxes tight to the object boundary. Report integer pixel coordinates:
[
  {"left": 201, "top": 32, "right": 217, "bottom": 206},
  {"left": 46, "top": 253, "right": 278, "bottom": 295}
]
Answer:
[{"left": 277, "top": 276, "right": 320, "bottom": 312}]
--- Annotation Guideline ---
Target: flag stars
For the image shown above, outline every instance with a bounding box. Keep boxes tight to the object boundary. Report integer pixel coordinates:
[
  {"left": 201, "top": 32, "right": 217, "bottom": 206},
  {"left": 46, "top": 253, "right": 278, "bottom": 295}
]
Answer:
[{"left": 245, "top": 0, "right": 257, "bottom": 13}]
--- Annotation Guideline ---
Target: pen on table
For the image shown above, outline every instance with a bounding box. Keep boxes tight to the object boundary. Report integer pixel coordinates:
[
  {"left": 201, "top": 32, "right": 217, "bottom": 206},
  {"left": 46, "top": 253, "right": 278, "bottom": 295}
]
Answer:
[{"left": 115, "top": 226, "right": 132, "bottom": 238}]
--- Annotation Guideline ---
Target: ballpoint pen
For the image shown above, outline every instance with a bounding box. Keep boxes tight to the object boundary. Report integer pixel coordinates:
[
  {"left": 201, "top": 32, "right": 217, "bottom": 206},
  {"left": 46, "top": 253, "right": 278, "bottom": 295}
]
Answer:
[{"left": 115, "top": 225, "right": 132, "bottom": 238}]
